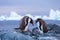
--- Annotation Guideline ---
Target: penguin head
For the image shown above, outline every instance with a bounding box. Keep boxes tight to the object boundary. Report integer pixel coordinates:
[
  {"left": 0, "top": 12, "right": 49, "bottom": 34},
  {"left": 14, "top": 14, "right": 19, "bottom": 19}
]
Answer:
[
  {"left": 29, "top": 18, "right": 34, "bottom": 26},
  {"left": 24, "top": 16, "right": 34, "bottom": 26},
  {"left": 36, "top": 18, "right": 42, "bottom": 23}
]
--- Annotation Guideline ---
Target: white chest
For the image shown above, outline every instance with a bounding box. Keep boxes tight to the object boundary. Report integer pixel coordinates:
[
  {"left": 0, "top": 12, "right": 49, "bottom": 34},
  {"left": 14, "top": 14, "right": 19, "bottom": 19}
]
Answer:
[
  {"left": 37, "top": 22, "right": 43, "bottom": 34},
  {"left": 24, "top": 18, "right": 31, "bottom": 31}
]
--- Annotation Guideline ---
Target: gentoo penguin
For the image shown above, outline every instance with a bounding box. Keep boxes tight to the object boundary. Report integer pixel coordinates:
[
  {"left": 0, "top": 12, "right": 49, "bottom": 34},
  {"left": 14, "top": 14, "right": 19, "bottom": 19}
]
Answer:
[
  {"left": 35, "top": 18, "right": 48, "bottom": 34},
  {"left": 18, "top": 16, "right": 34, "bottom": 32}
]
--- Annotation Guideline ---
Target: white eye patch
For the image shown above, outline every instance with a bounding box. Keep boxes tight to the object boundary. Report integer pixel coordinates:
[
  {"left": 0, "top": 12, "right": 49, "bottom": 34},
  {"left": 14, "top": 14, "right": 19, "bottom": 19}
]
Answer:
[{"left": 28, "top": 18, "right": 31, "bottom": 23}]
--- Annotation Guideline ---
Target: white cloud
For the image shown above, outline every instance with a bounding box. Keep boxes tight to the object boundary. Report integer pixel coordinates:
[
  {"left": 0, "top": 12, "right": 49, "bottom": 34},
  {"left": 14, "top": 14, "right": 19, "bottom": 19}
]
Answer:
[
  {"left": 56, "top": 10, "right": 60, "bottom": 19},
  {"left": 34, "top": 16, "right": 41, "bottom": 20},
  {"left": 42, "top": 9, "right": 60, "bottom": 20},
  {"left": 42, "top": 9, "right": 56, "bottom": 20},
  {"left": 42, "top": 16, "right": 49, "bottom": 20},
  {"left": 0, "top": 11, "right": 23, "bottom": 21},
  {"left": 0, "top": 16, "right": 6, "bottom": 21},
  {"left": 0, "top": 9, "right": 60, "bottom": 21},
  {"left": 6, "top": 11, "right": 23, "bottom": 20},
  {"left": 49, "top": 9, "right": 56, "bottom": 20},
  {"left": 0, "top": 12, "right": 42, "bottom": 21},
  {"left": 25, "top": 14, "right": 34, "bottom": 18}
]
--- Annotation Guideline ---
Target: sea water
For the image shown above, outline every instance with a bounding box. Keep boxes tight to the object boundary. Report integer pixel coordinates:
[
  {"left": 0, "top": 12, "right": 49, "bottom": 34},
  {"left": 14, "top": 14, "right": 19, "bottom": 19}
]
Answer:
[{"left": 0, "top": 20, "right": 60, "bottom": 40}]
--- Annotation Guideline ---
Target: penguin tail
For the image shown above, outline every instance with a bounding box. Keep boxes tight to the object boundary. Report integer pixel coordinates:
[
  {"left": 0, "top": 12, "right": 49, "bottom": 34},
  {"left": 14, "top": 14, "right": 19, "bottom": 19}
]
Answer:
[{"left": 14, "top": 28, "right": 20, "bottom": 30}]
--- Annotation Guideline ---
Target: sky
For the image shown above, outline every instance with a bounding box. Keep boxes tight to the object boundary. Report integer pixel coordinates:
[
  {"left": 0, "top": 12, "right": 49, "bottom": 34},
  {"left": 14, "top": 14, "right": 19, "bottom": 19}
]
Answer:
[{"left": 0, "top": 0, "right": 60, "bottom": 20}]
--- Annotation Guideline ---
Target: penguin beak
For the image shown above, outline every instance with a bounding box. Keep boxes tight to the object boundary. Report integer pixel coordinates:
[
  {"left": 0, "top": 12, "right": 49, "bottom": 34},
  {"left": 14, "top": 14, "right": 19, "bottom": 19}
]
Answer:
[
  {"left": 35, "top": 20, "right": 38, "bottom": 23},
  {"left": 32, "top": 22, "right": 34, "bottom": 26},
  {"left": 30, "top": 19, "right": 34, "bottom": 26},
  {"left": 30, "top": 21, "right": 34, "bottom": 26}
]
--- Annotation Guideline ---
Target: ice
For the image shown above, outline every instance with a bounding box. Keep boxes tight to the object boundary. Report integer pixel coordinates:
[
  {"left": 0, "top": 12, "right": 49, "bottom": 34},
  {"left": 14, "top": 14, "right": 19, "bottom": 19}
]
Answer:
[
  {"left": 0, "top": 32, "right": 34, "bottom": 40},
  {"left": 38, "top": 37, "right": 59, "bottom": 40},
  {"left": 0, "top": 23, "right": 60, "bottom": 40}
]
